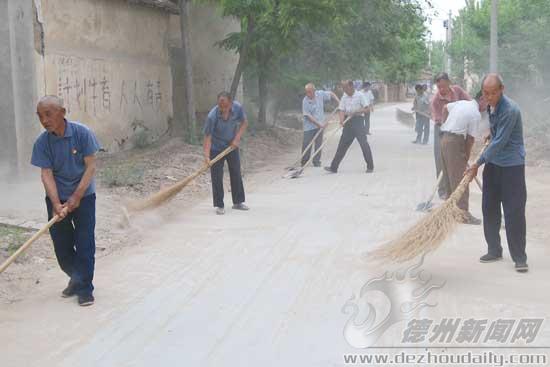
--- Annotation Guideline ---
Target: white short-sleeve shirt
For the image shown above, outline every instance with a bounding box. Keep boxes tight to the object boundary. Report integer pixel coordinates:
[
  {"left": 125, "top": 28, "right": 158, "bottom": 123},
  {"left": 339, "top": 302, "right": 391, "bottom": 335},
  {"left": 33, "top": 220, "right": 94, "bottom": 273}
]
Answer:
[
  {"left": 441, "top": 100, "right": 481, "bottom": 138},
  {"left": 339, "top": 91, "right": 368, "bottom": 114}
]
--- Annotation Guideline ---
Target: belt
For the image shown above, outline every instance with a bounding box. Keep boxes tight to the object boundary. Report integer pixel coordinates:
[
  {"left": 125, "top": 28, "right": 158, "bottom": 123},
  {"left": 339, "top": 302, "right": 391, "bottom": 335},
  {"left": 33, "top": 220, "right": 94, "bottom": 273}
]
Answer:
[{"left": 441, "top": 131, "right": 465, "bottom": 139}]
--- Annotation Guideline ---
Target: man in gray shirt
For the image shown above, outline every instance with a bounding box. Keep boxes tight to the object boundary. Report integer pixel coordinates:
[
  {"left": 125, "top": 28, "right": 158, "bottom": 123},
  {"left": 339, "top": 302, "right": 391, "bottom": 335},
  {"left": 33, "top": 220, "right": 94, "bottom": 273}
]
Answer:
[{"left": 301, "top": 83, "right": 340, "bottom": 166}]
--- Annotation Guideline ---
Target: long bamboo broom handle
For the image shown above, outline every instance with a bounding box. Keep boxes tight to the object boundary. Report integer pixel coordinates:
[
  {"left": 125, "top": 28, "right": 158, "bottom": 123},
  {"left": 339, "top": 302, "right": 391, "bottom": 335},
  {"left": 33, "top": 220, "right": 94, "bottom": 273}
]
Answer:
[
  {"left": 127, "top": 146, "right": 234, "bottom": 213},
  {"left": 424, "top": 170, "right": 444, "bottom": 205},
  {"left": 0, "top": 215, "right": 59, "bottom": 274},
  {"left": 288, "top": 107, "right": 339, "bottom": 168},
  {"left": 301, "top": 114, "right": 353, "bottom": 170},
  {"left": 449, "top": 142, "right": 490, "bottom": 205}
]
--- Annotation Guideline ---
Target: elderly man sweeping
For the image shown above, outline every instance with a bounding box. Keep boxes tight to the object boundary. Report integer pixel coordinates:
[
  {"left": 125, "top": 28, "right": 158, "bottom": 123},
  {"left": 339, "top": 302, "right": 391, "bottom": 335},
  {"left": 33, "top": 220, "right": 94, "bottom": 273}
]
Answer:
[
  {"left": 440, "top": 93, "right": 483, "bottom": 225},
  {"left": 431, "top": 72, "right": 471, "bottom": 199},
  {"left": 31, "top": 95, "right": 100, "bottom": 306},
  {"left": 301, "top": 83, "right": 340, "bottom": 167},
  {"left": 203, "top": 91, "right": 249, "bottom": 215},
  {"left": 324, "top": 80, "right": 374, "bottom": 174},
  {"left": 465, "top": 74, "right": 528, "bottom": 273}
]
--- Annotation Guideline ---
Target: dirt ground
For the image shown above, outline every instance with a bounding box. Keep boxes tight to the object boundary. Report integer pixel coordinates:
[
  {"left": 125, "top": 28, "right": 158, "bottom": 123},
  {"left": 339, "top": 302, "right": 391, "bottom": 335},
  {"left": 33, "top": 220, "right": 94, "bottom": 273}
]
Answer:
[{"left": 0, "top": 124, "right": 301, "bottom": 304}]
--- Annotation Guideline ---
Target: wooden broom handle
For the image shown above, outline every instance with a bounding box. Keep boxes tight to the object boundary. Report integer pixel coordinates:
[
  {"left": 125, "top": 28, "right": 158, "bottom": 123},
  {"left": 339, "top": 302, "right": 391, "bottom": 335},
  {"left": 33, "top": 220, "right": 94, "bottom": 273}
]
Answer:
[
  {"left": 290, "top": 107, "right": 339, "bottom": 167},
  {"left": 0, "top": 215, "right": 59, "bottom": 274},
  {"left": 301, "top": 114, "right": 353, "bottom": 169}
]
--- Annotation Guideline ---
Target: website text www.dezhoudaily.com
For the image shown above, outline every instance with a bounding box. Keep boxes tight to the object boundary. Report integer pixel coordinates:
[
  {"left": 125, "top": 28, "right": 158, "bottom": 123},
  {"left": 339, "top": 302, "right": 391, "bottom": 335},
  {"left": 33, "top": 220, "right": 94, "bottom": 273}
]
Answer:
[{"left": 342, "top": 350, "right": 547, "bottom": 366}]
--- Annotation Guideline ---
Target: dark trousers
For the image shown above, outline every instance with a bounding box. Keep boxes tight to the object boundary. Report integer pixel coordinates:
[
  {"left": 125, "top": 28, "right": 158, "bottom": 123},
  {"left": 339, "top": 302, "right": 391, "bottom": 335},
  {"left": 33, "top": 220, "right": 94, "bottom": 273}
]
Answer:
[
  {"left": 301, "top": 128, "right": 324, "bottom": 166},
  {"left": 330, "top": 116, "right": 374, "bottom": 171},
  {"left": 46, "top": 193, "right": 96, "bottom": 296},
  {"left": 364, "top": 111, "right": 371, "bottom": 134},
  {"left": 415, "top": 113, "right": 430, "bottom": 144},
  {"left": 210, "top": 148, "right": 245, "bottom": 208},
  {"left": 482, "top": 163, "right": 527, "bottom": 263}
]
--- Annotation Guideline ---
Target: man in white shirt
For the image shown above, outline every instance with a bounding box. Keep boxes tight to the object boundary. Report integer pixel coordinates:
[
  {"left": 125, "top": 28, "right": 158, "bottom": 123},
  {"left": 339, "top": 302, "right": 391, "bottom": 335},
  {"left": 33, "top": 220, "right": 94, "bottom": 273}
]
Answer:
[
  {"left": 360, "top": 82, "right": 375, "bottom": 135},
  {"left": 325, "top": 80, "right": 374, "bottom": 173},
  {"left": 440, "top": 94, "right": 482, "bottom": 224}
]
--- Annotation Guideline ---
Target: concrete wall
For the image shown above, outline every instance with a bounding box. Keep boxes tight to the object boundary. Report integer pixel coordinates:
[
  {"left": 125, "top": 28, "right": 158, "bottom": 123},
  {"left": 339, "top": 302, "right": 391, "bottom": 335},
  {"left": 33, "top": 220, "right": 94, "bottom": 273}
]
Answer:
[
  {"left": 168, "top": 5, "right": 241, "bottom": 115},
  {"left": 37, "top": 0, "right": 174, "bottom": 153},
  {"left": 0, "top": 0, "right": 240, "bottom": 177},
  {"left": 0, "top": 0, "right": 39, "bottom": 175}
]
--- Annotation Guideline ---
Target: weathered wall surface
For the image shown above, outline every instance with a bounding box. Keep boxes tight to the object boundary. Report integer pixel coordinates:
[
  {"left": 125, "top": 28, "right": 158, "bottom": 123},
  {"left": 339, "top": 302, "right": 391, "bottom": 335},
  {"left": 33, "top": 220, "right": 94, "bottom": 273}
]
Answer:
[
  {"left": 169, "top": 5, "right": 241, "bottom": 115},
  {"left": 38, "top": 0, "right": 173, "bottom": 153},
  {"left": 0, "top": 0, "right": 39, "bottom": 175},
  {"left": 0, "top": 0, "right": 240, "bottom": 177}
]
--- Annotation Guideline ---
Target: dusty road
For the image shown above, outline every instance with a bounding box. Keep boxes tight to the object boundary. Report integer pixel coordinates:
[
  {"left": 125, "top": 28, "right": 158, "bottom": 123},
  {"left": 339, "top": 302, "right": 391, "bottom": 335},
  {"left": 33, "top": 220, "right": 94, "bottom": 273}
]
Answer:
[{"left": 2, "top": 103, "right": 549, "bottom": 366}]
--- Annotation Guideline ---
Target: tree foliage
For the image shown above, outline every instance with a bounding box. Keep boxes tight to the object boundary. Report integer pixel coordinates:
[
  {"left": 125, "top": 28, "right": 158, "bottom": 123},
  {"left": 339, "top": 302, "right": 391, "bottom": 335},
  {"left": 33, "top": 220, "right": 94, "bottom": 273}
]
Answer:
[{"left": 205, "top": 0, "right": 430, "bottom": 127}]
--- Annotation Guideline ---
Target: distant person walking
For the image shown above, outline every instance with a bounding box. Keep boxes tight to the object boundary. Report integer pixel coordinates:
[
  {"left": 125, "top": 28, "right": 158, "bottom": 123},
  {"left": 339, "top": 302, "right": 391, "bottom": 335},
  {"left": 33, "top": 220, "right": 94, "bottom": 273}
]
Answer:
[
  {"left": 31, "top": 95, "right": 100, "bottom": 307},
  {"left": 325, "top": 80, "right": 374, "bottom": 174},
  {"left": 301, "top": 83, "right": 340, "bottom": 167},
  {"left": 465, "top": 74, "right": 528, "bottom": 273},
  {"left": 203, "top": 92, "right": 249, "bottom": 215},
  {"left": 431, "top": 72, "right": 471, "bottom": 199},
  {"left": 412, "top": 84, "right": 430, "bottom": 144}
]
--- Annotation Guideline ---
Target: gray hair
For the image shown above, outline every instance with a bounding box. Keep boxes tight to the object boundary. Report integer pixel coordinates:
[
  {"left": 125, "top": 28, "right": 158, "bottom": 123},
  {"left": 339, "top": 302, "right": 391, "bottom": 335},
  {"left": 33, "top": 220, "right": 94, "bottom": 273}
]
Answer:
[
  {"left": 305, "top": 83, "right": 315, "bottom": 91},
  {"left": 481, "top": 73, "right": 504, "bottom": 88},
  {"left": 37, "top": 95, "right": 64, "bottom": 108}
]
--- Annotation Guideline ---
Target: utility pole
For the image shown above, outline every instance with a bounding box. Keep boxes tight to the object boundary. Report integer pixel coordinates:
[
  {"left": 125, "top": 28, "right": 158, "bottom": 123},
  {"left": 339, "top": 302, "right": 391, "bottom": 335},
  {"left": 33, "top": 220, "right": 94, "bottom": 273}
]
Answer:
[
  {"left": 179, "top": 0, "right": 197, "bottom": 143},
  {"left": 490, "top": 0, "right": 498, "bottom": 72},
  {"left": 444, "top": 10, "right": 452, "bottom": 74}
]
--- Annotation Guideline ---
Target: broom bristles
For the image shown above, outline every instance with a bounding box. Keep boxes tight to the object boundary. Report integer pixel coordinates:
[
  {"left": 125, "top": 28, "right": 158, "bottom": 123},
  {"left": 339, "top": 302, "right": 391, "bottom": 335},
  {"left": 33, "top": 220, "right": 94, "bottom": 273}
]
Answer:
[
  {"left": 369, "top": 173, "right": 473, "bottom": 263},
  {"left": 125, "top": 146, "right": 234, "bottom": 213}
]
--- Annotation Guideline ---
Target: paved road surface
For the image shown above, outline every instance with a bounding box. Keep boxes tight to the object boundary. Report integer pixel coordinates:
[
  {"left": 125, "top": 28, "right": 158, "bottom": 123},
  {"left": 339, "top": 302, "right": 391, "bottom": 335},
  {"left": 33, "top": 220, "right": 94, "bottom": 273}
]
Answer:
[{"left": 2, "top": 103, "right": 549, "bottom": 367}]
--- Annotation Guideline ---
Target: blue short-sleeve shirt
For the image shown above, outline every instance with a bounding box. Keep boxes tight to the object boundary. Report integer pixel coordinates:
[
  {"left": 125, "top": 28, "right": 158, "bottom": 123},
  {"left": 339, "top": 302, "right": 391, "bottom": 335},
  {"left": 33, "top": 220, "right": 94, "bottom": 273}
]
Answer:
[
  {"left": 31, "top": 120, "right": 100, "bottom": 201},
  {"left": 203, "top": 101, "right": 246, "bottom": 152},
  {"left": 302, "top": 90, "right": 332, "bottom": 131}
]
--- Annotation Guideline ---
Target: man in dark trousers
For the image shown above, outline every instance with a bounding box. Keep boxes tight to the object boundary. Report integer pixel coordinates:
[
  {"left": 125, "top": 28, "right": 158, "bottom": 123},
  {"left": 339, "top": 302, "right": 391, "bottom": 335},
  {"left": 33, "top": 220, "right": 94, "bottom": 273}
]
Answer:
[
  {"left": 31, "top": 95, "right": 100, "bottom": 306},
  {"left": 324, "top": 80, "right": 374, "bottom": 174},
  {"left": 301, "top": 83, "right": 340, "bottom": 167},
  {"left": 203, "top": 91, "right": 249, "bottom": 215},
  {"left": 465, "top": 74, "right": 528, "bottom": 273}
]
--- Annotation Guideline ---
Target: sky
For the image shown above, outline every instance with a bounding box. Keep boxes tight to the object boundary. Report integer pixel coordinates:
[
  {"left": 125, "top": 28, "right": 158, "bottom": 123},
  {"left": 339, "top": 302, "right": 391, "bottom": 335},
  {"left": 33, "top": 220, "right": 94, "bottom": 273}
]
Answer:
[{"left": 426, "top": 0, "right": 468, "bottom": 41}]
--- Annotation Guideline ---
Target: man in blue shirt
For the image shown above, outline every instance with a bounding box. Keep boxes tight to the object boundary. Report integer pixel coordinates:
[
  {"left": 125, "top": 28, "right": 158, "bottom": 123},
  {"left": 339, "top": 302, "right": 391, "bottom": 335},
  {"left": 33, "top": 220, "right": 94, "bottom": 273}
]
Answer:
[
  {"left": 465, "top": 74, "right": 528, "bottom": 273},
  {"left": 301, "top": 83, "right": 340, "bottom": 166},
  {"left": 203, "top": 92, "right": 249, "bottom": 215},
  {"left": 31, "top": 95, "right": 100, "bottom": 305}
]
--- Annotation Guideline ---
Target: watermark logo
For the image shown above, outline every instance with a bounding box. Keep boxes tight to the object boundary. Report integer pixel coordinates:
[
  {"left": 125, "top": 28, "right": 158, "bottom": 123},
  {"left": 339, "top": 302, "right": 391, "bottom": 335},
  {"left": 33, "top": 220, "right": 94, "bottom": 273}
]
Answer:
[{"left": 342, "top": 255, "right": 445, "bottom": 348}]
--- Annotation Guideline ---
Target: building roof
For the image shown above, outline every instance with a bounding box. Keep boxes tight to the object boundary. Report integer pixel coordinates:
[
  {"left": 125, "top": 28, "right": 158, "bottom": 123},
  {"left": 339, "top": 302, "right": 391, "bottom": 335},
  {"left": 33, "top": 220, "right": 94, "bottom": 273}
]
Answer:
[{"left": 128, "top": 0, "right": 179, "bottom": 14}]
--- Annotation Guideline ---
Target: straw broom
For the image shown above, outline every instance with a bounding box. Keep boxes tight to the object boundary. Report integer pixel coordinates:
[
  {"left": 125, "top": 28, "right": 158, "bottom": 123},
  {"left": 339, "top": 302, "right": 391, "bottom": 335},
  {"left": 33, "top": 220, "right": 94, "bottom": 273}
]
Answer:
[
  {"left": 369, "top": 143, "right": 488, "bottom": 263},
  {"left": 124, "top": 146, "right": 234, "bottom": 214}
]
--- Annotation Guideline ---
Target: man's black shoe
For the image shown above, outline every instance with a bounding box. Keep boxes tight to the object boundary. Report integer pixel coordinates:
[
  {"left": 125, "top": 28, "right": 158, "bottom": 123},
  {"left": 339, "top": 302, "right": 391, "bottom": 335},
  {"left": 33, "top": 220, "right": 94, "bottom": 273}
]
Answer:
[
  {"left": 324, "top": 167, "right": 336, "bottom": 174},
  {"left": 515, "top": 262, "right": 529, "bottom": 273},
  {"left": 479, "top": 253, "right": 503, "bottom": 263},
  {"left": 78, "top": 293, "right": 95, "bottom": 307},
  {"left": 61, "top": 280, "right": 78, "bottom": 298}
]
